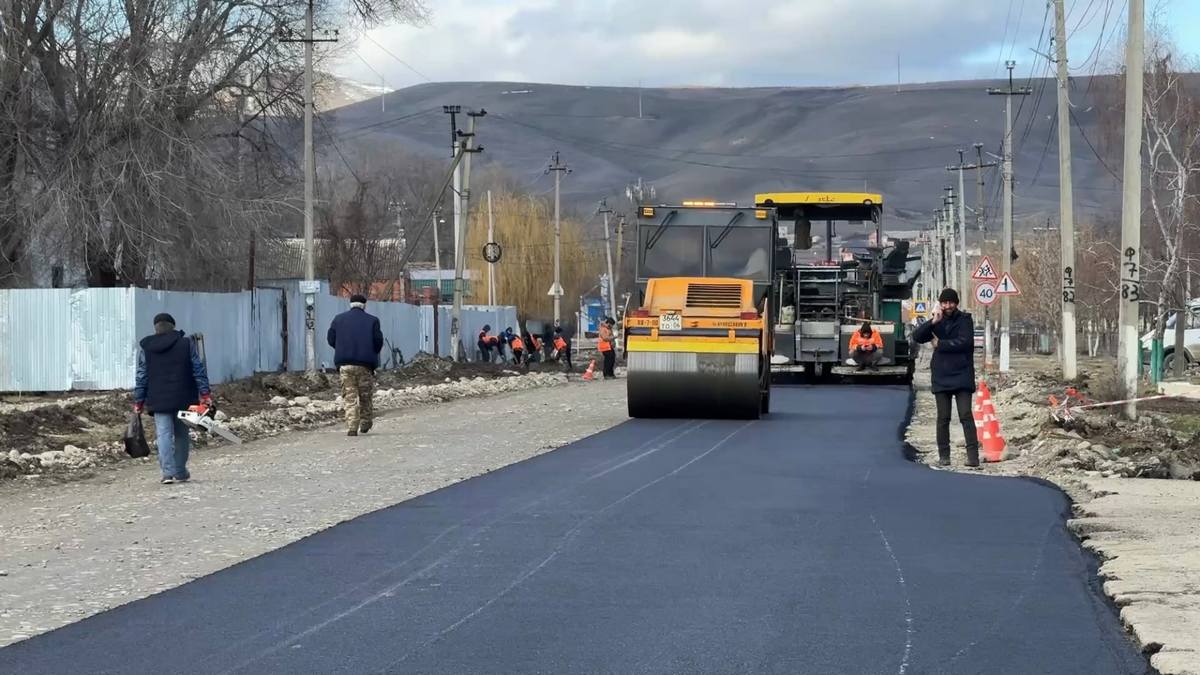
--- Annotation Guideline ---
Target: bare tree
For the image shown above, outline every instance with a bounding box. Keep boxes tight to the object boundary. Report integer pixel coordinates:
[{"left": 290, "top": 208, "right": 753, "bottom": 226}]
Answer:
[{"left": 0, "top": 0, "right": 428, "bottom": 288}]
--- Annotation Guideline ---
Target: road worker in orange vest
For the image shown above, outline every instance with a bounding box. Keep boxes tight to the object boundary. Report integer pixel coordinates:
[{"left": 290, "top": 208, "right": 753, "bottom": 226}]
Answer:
[
  {"left": 598, "top": 317, "right": 616, "bottom": 379},
  {"left": 552, "top": 326, "right": 572, "bottom": 373},
  {"left": 847, "top": 320, "right": 884, "bottom": 371}
]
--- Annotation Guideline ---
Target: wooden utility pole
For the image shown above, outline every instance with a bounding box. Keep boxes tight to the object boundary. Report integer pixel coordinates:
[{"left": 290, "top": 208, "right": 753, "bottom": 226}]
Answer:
[
  {"left": 280, "top": 1, "right": 337, "bottom": 373},
  {"left": 486, "top": 190, "right": 496, "bottom": 306},
  {"left": 1118, "top": 0, "right": 1145, "bottom": 418},
  {"left": 988, "top": 61, "right": 1032, "bottom": 373}
]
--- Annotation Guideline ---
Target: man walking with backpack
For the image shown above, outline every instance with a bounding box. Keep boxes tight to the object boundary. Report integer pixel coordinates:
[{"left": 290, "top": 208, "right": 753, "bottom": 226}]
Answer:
[
  {"left": 912, "top": 288, "right": 980, "bottom": 468},
  {"left": 133, "top": 313, "right": 212, "bottom": 484},
  {"left": 327, "top": 294, "right": 384, "bottom": 437}
]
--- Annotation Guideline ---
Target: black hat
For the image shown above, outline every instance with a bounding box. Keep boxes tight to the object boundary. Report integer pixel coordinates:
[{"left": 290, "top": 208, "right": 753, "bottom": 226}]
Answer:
[
  {"left": 938, "top": 288, "right": 960, "bottom": 304},
  {"left": 350, "top": 294, "right": 367, "bottom": 304},
  {"left": 153, "top": 313, "right": 175, "bottom": 326}
]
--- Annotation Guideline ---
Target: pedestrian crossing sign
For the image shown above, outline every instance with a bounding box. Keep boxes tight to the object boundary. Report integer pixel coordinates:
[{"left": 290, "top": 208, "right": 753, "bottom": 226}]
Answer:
[
  {"left": 914, "top": 301, "right": 928, "bottom": 316},
  {"left": 971, "top": 256, "right": 998, "bottom": 281}
]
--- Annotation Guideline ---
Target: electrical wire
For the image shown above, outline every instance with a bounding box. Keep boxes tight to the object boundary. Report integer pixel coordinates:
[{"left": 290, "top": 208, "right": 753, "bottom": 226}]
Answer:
[{"left": 361, "top": 33, "right": 432, "bottom": 82}]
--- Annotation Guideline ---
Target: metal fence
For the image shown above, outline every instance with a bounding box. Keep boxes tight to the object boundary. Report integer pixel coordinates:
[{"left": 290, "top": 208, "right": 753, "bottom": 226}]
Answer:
[{"left": 0, "top": 283, "right": 517, "bottom": 392}]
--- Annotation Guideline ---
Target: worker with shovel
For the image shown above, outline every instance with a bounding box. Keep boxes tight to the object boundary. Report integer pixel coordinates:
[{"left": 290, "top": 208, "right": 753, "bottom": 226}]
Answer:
[{"left": 133, "top": 313, "right": 212, "bottom": 484}]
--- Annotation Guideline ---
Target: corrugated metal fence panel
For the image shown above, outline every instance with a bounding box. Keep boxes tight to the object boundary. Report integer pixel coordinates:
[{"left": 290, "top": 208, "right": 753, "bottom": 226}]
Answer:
[
  {"left": 254, "top": 289, "right": 286, "bottom": 372},
  {"left": 133, "top": 289, "right": 256, "bottom": 385},
  {"left": 0, "top": 289, "right": 73, "bottom": 391},
  {"left": 70, "top": 288, "right": 136, "bottom": 390}
]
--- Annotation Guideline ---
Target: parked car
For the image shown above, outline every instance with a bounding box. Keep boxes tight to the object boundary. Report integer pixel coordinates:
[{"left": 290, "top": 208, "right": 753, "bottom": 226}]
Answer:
[{"left": 1141, "top": 299, "right": 1200, "bottom": 373}]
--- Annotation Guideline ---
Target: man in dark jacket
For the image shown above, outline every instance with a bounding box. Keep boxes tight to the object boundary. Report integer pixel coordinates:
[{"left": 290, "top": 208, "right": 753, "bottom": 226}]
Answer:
[
  {"left": 912, "top": 288, "right": 980, "bottom": 467},
  {"left": 327, "top": 294, "right": 384, "bottom": 437},
  {"left": 134, "top": 313, "right": 211, "bottom": 484}
]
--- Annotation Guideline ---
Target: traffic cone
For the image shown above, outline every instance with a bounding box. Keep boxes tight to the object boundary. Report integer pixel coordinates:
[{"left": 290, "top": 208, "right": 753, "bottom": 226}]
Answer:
[
  {"left": 582, "top": 359, "right": 596, "bottom": 381},
  {"left": 972, "top": 381, "right": 1007, "bottom": 462}
]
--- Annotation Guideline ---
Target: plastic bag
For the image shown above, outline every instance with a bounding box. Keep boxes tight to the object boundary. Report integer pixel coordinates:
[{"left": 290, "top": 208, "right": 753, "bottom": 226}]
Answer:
[{"left": 123, "top": 412, "right": 151, "bottom": 458}]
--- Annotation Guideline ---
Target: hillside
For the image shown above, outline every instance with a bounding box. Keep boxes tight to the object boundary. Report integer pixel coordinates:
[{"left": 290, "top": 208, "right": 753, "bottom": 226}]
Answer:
[{"left": 327, "top": 78, "right": 1123, "bottom": 228}]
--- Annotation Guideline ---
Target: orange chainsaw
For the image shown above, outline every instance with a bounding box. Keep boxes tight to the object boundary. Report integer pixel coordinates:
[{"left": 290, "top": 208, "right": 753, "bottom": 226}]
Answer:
[{"left": 176, "top": 402, "right": 242, "bottom": 444}]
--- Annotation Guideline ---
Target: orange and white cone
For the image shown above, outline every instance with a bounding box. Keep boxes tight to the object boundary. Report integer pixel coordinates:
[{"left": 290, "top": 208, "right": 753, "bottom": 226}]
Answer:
[
  {"left": 582, "top": 359, "right": 597, "bottom": 381},
  {"left": 973, "top": 381, "right": 1007, "bottom": 462}
]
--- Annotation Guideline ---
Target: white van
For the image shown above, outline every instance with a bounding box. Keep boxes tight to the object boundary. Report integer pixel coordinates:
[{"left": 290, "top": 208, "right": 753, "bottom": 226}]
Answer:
[{"left": 1141, "top": 300, "right": 1200, "bottom": 372}]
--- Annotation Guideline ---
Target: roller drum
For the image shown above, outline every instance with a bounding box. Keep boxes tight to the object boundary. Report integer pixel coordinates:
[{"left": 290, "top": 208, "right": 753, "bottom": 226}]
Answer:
[{"left": 626, "top": 351, "right": 760, "bottom": 419}]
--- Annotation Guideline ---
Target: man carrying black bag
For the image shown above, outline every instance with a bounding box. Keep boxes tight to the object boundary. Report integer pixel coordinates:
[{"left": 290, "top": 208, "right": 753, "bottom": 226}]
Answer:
[
  {"left": 123, "top": 412, "right": 151, "bottom": 458},
  {"left": 133, "top": 313, "right": 212, "bottom": 484}
]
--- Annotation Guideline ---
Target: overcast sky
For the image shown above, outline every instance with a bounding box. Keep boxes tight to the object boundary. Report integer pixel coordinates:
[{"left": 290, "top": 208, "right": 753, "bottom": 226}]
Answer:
[{"left": 336, "top": 0, "right": 1200, "bottom": 90}]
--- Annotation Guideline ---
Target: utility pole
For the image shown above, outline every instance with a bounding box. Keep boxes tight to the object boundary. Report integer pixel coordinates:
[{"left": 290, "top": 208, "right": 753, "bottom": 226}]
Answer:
[
  {"left": 974, "top": 143, "right": 988, "bottom": 232},
  {"left": 443, "top": 105, "right": 461, "bottom": 296},
  {"left": 450, "top": 109, "right": 485, "bottom": 361},
  {"left": 1118, "top": 0, "right": 1145, "bottom": 418},
  {"left": 599, "top": 199, "right": 617, "bottom": 321},
  {"left": 615, "top": 214, "right": 626, "bottom": 292},
  {"left": 486, "top": 190, "right": 496, "bottom": 306},
  {"left": 988, "top": 60, "right": 1032, "bottom": 373},
  {"left": 280, "top": 1, "right": 337, "bottom": 373},
  {"left": 1051, "top": 0, "right": 1079, "bottom": 381},
  {"left": 955, "top": 151, "right": 969, "bottom": 300},
  {"left": 431, "top": 208, "right": 442, "bottom": 295},
  {"left": 547, "top": 152, "right": 570, "bottom": 326},
  {"left": 944, "top": 187, "right": 958, "bottom": 290}
]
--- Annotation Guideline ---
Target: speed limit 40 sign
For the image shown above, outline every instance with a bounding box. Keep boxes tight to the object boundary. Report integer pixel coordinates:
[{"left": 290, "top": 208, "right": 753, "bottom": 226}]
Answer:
[{"left": 975, "top": 281, "right": 998, "bottom": 306}]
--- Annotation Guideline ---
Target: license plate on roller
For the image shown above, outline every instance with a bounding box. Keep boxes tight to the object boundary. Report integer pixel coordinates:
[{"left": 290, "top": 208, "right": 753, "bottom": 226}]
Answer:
[{"left": 658, "top": 313, "right": 682, "bottom": 331}]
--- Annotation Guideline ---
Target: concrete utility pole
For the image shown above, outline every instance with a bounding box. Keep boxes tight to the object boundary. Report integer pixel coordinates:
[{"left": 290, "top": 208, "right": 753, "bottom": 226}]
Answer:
[
  {"left": 944, "top": 187, "right": 958, "bottom": 290},
  {"left": 431, "top": 208, "right": 442, "bottom": 294},
  {"left": 450, "top": 110, "right": 485, "bottom": 361},
  {"left": 949, "top": 150, "right": 998, "bottom": 311},
  {"left": 443, "top": 105, "right": 461, "bottom": 295},
  {"left": 486, "top": 190, "right": 496, "bottom": 306},
  {"left": 599, "top": 199, "right": 617, "bottom": 321},
  {"left": 1052, "top": 0, "right": 1079, "bottom": 381},
  {"left": 988, "top": 61, "right": 1033, "bottom": 373},
  {"left": 615, "top": 214, "right": 626, "bottom": 291},
  {"left": 1118, "top": 0, "right": 1145, "bottom": 418},
  {"left": 280, "top": 1, "right": 337, "bottom": 373},
  {"left": 547, "top": 152, "right": 570, "bottom": 326}
]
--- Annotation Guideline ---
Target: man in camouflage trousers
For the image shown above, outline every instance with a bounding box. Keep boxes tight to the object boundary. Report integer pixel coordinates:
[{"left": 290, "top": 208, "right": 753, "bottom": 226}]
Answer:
[{"left": 327, "top": 294, "right": 384, "bottom": 437}]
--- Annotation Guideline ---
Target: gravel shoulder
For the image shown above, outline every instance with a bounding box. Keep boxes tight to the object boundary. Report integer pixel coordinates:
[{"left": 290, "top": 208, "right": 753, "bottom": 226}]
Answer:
[
  {"left": 0, "top": 378, "right": 628, "bottom": 647},
  {"left": 907, "top": 357, "right": 1200, "bottom": 675}
]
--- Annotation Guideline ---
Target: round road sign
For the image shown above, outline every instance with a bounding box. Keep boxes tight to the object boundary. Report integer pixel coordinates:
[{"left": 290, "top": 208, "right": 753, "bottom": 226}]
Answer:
[
  {"left": 975, "top": 281, "right": 998, "bottom": 306},
  {"left": 482, "top": 242, "right": 502, "bottom": 264}
]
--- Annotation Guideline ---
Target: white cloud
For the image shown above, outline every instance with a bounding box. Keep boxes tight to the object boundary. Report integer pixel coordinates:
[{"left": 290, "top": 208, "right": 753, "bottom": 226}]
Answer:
[{"left": 334, "top": 0, "right": 1169, "bottom": 89}]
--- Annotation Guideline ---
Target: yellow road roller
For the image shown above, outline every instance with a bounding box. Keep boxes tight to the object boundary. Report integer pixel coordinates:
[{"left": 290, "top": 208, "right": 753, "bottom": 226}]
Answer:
[{"left": 624, "top": 202, "right": 779, "bottom": 419}]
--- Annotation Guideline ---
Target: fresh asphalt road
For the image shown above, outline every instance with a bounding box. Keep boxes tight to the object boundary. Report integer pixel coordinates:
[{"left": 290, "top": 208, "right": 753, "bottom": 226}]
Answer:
[{"left": 0, "top": 386, "right": 1149, "bottom": 674}]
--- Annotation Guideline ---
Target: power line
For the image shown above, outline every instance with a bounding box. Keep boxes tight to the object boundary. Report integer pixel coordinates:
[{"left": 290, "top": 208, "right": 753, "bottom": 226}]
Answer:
[{"left": 361, "top": 33, "right": 432, "bottom": 82}]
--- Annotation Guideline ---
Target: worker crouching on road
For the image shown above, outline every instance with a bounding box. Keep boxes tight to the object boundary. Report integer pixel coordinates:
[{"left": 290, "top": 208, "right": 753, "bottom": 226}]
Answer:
[
  {"left": 848, "top": 320, "right": 883, "bottom": 370},
  {"left": 133, "top": 313, "right": 212, "bottom": 485},
  {"left": 327, "top": 294, "right": 384, "bottom": 437},
  {"left": 912, "top": 288, "right": 980, "bottom": 468},
  {"left": 598, "top": 317, "right": 617, "bottom": 379},
  {"left": 510, "top": 332, "right": 526, "bottom": 365}
]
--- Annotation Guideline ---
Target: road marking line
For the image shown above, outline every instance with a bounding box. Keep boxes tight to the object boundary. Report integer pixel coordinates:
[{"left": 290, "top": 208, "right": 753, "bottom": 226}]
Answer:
[
  {"left": 587, "top": 421, "right": 711, "bottom": 480},
  {"left": 872, "top": 514, "right": 914, "bottom": 675}
]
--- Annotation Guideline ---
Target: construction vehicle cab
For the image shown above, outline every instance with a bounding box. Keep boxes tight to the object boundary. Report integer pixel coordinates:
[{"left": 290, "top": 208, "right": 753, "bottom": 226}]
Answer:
[
  {"left": 756, "top": 192, "right": 918, "bottom": 381},
  {"left": 624, "top": 202, "right": 780, "bottom": 419}
]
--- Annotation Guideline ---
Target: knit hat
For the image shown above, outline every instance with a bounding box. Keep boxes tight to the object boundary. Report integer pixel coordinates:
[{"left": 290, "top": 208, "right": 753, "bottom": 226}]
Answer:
[
  {"left": 350, "top": 294, "right": 367, "bottom": 305},
  {"left": 938, "top": 288, "right": 960, "bottom": 304},
  {"left": 152, "top": 313, "right": 175, "bottom": 326}
]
